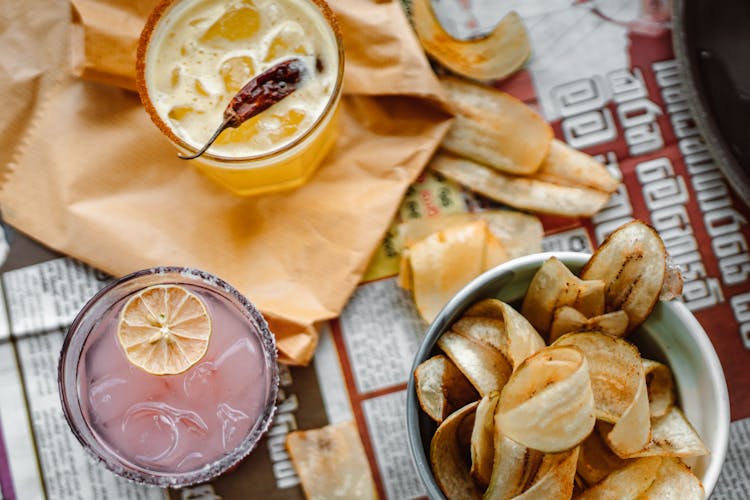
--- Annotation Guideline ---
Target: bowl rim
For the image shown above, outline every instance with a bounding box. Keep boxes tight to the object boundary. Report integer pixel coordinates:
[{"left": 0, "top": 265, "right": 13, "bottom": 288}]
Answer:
[{"left": 406, "top": 251, "right": 730, "bottom": 499}]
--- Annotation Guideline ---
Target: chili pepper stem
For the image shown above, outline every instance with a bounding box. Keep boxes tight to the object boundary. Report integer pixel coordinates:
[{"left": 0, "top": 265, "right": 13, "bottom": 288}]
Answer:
[{"left": 178, "top": 116, "right": 235, "bottom": 160}]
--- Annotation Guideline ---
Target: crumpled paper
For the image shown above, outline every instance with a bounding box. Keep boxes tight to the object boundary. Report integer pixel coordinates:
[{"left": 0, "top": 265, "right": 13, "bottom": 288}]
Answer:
[{"left": 0, "top": 0, "right": 452, "bottom": 365}]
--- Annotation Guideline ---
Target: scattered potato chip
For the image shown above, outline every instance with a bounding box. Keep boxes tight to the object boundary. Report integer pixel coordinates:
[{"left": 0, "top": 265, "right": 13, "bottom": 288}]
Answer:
[
  {"left": 521, "top": 257, "right": 606, "bottom": 338},
  {"left": 581, "top": 220, "right": 668, "bottom": 333},
  {"left": 514, "top": 448, "right": 579, "bottom": 499},
  {"left": 484, "top": 431, "right": 542, "bottom": 499},
  {"left": 549, "top": 307, "right": 629, "bottom": 343},
  {"left": 411, "top": 0, "right": 530, "bottom": 82},
  {"left": 404, "top": 219, "right": 503, "bottom": 322},
  {"left": 398, "top": 213, "right": 476, "bottom": 250},
  {"left": 431, "top": 401, "right": 483, "bottom": 499},
  {"left": 470, "top": 392, "right": 500, "bottom": 487},
  {"left": 439, "top": 77, "right": 553, "bottom": 175},
  {"left": 576, "top": 427, "right": 629, "bottom": 486},
  {"left": 479, "top": 210, "right": 544, "bottom": 260},
  {"left": 286, "top": 420, "right": 378, "bottom": 500},
  {"left": 415, "top": 354, "right": 480, "bottom": 423},
  {"left": 533, "top": 139, "right": 619, "bottom": 193},
  {"left": 437, "top": 330, "right": 512, "bottom": 396},
  {"left": 397, "top": 210, "right": 543, "bottom": 258},
  {"left": 577, "top": 457, "right": 663, "bottom": 499},
  {"left": 623, "top": 407, "right": 708, "bottom": 459},
  {"left": 431, "top": 153, "right": 612, "bottom": 217},
  {"left": 496, "top": 346, "right": 595, "bottom": 453},
  {"left": 643, "top": 358, "right": 676, "bottom": 419},
  {"left": 639, "top": 457, "right": 705, "bottom": 499}
]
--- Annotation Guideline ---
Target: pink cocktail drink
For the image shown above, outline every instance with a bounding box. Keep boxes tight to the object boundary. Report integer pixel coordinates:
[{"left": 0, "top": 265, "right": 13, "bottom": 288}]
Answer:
[{"left": 59, "top": 268, "right": 278, "bottom": 487}]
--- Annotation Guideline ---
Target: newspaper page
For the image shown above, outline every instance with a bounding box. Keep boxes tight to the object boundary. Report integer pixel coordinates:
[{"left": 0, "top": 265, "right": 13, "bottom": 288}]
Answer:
[{"left": 1, "top": 0, "right": 750, "bottom": 499}]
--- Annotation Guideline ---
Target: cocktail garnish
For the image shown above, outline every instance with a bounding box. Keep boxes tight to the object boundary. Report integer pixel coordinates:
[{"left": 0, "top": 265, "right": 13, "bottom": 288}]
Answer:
[
  {"left": 117, "top": 284, "right": 212, "bottom": 375},
  {"left": 179, "top": 58, "right": 307, "bottom": 160}
]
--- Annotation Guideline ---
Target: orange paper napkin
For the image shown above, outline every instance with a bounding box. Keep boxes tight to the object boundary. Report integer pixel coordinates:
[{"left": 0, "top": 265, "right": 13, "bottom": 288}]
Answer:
[{"left": 0, "top": 0, "right": 452, "bottom": 365}]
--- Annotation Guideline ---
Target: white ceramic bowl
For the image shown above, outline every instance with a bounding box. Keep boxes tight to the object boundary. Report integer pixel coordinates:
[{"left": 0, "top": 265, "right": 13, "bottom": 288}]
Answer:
[{"left": 406, "top": 252, "right": 730, "bottom": 498}]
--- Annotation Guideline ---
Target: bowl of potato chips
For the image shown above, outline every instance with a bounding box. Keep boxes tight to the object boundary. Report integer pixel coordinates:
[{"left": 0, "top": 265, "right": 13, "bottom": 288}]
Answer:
[{"left": 406, "top": 221, "right": 729, "bottom": 499}]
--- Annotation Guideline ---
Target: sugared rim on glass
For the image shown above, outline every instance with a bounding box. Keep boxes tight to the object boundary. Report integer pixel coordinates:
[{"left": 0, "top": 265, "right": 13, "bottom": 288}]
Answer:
[
  {"left": 135, "top": 0, "right": 345, "bottom": 165},
  {"left": 58, "top": 266, "right": 280, "bottom": 488}
]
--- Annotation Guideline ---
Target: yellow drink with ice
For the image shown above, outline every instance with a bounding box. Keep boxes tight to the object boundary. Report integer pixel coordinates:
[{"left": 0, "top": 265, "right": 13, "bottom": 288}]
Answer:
[{"left": 137, "top": 0, "right": 344, "bottom": 196}]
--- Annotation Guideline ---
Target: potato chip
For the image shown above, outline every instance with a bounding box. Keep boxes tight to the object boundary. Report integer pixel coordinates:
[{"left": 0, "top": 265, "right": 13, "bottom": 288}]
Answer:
[
  {"left": 577, "top": 457, "right": 663, "bottom": 499},
  {"left": 396, "top": 210, "right": 543, "bottom": 261},
  {"left": 586, "top": 310, "right": 629, "bottom": 338},
  {"left": 431, "top": 401, "right": 483, "bottom": 500},
  {"left": 479, "top": 210, "right": 544, "bottom": 260},
  {"left": 515, "top": 448, "right": 579, "bottom": 499},
  {"left": 470, "top": 392, "right": 500, "bottom": 487},
  {"left": 603, "top": 374, "right": 651, "bottom": 457},
  {"left": 553, "top": 332, "right": 645, "bottom": 423},
  {"left": 521, "top": 257, "right": 606, "bottom": 338},
  {"left": 639, "top": 457, "right": 705, "bottom": 499},
  {"left": 431, "top": 153, "right": 612, "bottom": 217},
  {"left": 484, "top": 430, "right": 542, "bottom": 499},
  {"left": 462, "top": 299, "right": 545, "bottom": 369},
  {"left": 533, "top": 139, "right": 619, "bottom": 193},
  {"left": 415, "top": 354, "right": 480, "bottom": 423},
  {"left": 398, "top": 213, "right": 476, "bottom": 249},
  {"left": 496, "top": 346, "right": 595, "bottom": 453},
  {"left": 571, "top": 279, "right": 607, "bottom": 318},
  {"left": 549, "top": 307, "right": 588, "bottom": 343},
  {"left": 437, "top": 330, "right": 512, "bottom": 396},
  {"left": 286, "top": 420, "right": 378, "bottom": 500},
  {"left": 411, "top": 0, "right": 530, "bottom": 81},
  {"left": 581, "top": 221, "right": 668, "bottom": 333},
  {"left": 549, "top": 307, "right": 629, "bottom": 343},
  {"left": 661, "top": 260, "right": 685, "bottom": 301},
  {"left": 438, "top": 77, "right": 553, "bottom": 175},
  {"left": 623, "top": 407, "right": 708, "bottom": 459},
  {"left": 405, "top": 219, "right": 501, "bottom": 322},
  {"left": 643, "top": 358, "right": 675, "bottom": 419},
  {"left": 452, "top": 316, "right": 509, "bottom": 354},
  {"left": 576, "top": 427, "right": 629, "bottom": 486}
]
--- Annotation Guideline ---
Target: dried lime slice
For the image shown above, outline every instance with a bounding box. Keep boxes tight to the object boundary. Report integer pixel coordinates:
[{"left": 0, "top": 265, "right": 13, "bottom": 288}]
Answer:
[{"left": 117, "top": 285, "right": 212, "bottom": 375}]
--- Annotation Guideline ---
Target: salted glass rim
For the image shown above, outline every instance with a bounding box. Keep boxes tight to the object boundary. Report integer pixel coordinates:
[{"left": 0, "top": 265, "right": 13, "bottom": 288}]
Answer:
[{"left": 58, "top": 266, "right": 279, "bottom": 488}]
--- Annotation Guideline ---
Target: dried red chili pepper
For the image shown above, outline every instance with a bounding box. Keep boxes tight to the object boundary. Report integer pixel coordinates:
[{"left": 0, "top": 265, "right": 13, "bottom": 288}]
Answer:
[{"left": 179, "top": 58, "right": 306, "bottom": 160}]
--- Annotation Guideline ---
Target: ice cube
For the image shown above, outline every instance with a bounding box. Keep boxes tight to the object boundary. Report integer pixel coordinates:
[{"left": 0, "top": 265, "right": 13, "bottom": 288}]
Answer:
[
  {"left": 176, "top": 451, "right": 206, "bottom": 472},
  {"left": 269, "top": 109, "right": 306, "bottom": 142},
  {"left": 220, "top": 55, "right": 256, "bottom": 94},
  {"left": 213, "top": 337, "right": 267, "bottom": 412},
  {"left": 122, "top": 402, "right": 208, "bottom": 464},
  {"left": 183, "top": 360, "right": 217, "bottom": 401},
  {"left": 263, "top": 21, "right": 309, "bottom": 62},
  {"left": 122, "top": 402, "right": 179, "bottom": 463},
  {"left": 87, "top": 376, "right": 129, "bottom": 424},
  {"left": 200, "top": 3, "right": 262, "bottom": 45},
  {"left": 217, "top": 403, "right": 251, "bottom": 450}
]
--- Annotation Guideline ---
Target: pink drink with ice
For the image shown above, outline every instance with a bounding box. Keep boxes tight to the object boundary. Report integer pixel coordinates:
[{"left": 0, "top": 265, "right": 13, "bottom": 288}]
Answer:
[{"left": 59, "top": 268, "right": 278, "bottom": 487}]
